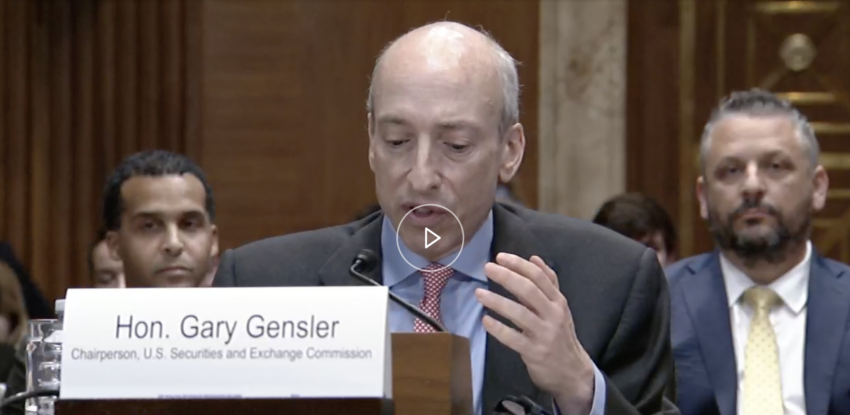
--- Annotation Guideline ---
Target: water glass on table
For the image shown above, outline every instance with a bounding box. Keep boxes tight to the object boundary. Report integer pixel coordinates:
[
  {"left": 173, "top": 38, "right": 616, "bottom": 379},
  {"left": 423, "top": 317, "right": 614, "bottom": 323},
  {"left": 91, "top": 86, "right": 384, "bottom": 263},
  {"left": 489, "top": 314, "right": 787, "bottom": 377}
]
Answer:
[{"left": 25, "top": 319, "right": 62, "bottom": 415}]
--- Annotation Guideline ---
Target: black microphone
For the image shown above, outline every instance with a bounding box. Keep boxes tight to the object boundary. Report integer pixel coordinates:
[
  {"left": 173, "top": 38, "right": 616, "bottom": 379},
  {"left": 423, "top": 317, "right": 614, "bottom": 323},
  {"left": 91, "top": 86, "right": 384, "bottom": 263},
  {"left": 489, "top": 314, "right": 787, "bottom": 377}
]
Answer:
[{"left": 349, "top": 249, "right": 448, "bottom": 332}]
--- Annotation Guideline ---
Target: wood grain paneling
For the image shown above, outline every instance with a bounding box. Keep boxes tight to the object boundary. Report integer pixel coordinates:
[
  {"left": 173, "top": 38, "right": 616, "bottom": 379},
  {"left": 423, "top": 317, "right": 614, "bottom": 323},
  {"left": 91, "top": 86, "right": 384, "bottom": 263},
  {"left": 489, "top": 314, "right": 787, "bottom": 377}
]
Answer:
[
  {"left": 200, "top": 0, "right": 540, "bottom": 250},
  {"left": 628, "top": 0, "right": 850, "bottom": 260},
  {"left": 626, "top": 0, "right": 683, "bottom": 253},
  {"left": 1, "top": 0, "right": 538, "bottom": 303},
  {"left": 0, "top": 0, "right": 200, "bottom": 302}
]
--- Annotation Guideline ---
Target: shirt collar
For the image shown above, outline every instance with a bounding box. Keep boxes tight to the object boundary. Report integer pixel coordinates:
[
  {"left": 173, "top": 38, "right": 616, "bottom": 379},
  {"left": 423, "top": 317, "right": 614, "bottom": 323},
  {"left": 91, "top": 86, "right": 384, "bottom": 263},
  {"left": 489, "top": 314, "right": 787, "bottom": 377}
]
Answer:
[
  {"left": 381, "top": 210, "right": 493, "bottom": 287},
  {"left": 720, "top": 240, "right": 811, "bottom": 315}
]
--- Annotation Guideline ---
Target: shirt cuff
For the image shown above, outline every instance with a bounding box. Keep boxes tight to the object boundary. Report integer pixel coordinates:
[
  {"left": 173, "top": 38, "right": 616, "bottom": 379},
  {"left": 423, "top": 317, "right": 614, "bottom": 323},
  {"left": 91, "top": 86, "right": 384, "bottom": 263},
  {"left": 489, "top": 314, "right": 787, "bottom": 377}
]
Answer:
[{"left": 553, "top": 363, "right": 606, "bottom": 415}]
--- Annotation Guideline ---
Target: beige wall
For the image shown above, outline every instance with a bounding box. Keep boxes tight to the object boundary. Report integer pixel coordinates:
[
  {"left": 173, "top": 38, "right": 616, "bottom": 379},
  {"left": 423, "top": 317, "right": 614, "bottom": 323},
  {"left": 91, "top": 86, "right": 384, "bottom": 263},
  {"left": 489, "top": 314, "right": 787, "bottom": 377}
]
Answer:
[{"left": 538, "top": 0, "right": 627, "bottom": 219}]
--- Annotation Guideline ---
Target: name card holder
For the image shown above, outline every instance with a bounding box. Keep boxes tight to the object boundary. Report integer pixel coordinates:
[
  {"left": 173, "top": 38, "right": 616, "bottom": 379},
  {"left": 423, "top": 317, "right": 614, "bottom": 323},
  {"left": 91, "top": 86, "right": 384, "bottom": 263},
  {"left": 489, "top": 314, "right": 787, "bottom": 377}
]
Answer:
[
  {"left": 56, "top": 333, "right": 471, "bottom": 415},
  {"left": 56, "top": 287, "right": 472, "bottom": 415},
  {"left": 56, "top": 397, "right": 390, "bottom": 415}
]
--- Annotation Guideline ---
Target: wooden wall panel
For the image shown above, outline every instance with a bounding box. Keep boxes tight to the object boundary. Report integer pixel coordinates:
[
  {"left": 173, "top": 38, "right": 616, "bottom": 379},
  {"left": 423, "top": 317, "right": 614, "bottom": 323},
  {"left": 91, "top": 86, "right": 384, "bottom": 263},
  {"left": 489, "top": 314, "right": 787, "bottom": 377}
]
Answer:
[
  {"left": 200, "top": 0, "right": 540, "bottom": 250},
  {"left": 0, "top": 0, "right": 538, "bottom": 303},
  {"left": 0, "top": 0, "right": 200, "bottom": 302},
  {"left": 628, "top": 0, "right": 850, "bottom": 261},
  {"left": 626, "top": 0, "right": 684, "bottom": 253}
]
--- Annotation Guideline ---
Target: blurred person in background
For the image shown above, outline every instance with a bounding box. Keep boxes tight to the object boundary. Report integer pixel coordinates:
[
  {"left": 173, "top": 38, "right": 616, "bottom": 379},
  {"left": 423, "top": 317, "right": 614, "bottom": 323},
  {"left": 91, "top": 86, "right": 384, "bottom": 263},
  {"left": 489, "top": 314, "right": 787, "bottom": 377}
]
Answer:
[
  {"left": 0, "top": 243, "right": 51, "bottom": 319},
  {"left": 592, "top": 193, "right": 678, "bottom": 267},
  {"left": 103, "top": 150, "right": 219, "bottom": 288},
  {"left": 0, "top": 262, "right": 27, "bottom": 382},
  {"left": 88, "top": 230, "right": 125, "bottom": 289}
]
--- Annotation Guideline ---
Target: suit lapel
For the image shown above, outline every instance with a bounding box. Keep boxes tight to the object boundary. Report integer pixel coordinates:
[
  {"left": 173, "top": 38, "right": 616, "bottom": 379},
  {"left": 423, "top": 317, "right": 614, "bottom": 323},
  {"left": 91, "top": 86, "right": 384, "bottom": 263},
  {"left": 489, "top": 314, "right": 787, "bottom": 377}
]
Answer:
[
  {"left": 317, "top": 213, "right": 385, "bottom": 286},
  {"left": 481, "top": 204, "right": 549, "bottom": 412},
  {"left": 681, "top": 253, "right": 737, "bottom": 415},
  {"left": 318, "top": 206, "right": 545, "bottom": 411},
  {"left": 804, "top": 253, "right": 849, "bottom": 415}
]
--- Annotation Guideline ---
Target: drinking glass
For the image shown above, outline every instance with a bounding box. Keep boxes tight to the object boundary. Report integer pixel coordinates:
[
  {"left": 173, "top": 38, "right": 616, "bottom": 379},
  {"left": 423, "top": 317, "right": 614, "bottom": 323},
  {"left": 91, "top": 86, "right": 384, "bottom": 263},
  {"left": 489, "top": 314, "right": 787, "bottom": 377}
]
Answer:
[{"left": 25, "top": 319, "right": 62, "bottom": 415}]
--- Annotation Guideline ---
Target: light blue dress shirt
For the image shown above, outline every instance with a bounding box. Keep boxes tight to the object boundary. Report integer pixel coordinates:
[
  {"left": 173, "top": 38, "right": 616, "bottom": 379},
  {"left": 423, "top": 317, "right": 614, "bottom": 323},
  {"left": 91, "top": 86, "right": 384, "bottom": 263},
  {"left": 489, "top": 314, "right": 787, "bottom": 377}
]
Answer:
[{"left": 380, "top": 210, "right": 607, "bottom": 415}]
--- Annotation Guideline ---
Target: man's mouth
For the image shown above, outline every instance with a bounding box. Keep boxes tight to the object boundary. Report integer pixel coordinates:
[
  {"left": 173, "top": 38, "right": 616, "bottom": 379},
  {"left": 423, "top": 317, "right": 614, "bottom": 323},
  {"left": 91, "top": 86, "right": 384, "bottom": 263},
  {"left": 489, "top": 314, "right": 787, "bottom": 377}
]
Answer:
[
  {"left": 402, "top": 204, "right": 448, "bottom": 226},
  {"left": 411, "top": 206, "right": 441, "bottom": 217},
  {"left": 157, "top": 266, "right": 192, "bottom": 276},
  {"left": 737, "top": 208, "right": 772, "bottom": 222}
]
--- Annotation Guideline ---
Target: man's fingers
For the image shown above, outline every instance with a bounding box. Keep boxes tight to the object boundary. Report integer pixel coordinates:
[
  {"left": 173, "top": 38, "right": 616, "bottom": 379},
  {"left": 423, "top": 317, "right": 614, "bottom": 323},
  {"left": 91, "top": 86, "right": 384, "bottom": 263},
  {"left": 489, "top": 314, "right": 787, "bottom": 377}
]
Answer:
[
  {"left": 530, "top": 255, "right": 559, "bottom": 291},
  {"left": 484, "top": 261, "right": 552, "bottom": 314},
  {"left": 481, "top": 314, "right": 530, "bottom": 353},
  {"left": 475, "top": 288, "right": 541, "bottom": 332},
  {"left": 495, "top": 253, "right": 561, "bottom": 302}
]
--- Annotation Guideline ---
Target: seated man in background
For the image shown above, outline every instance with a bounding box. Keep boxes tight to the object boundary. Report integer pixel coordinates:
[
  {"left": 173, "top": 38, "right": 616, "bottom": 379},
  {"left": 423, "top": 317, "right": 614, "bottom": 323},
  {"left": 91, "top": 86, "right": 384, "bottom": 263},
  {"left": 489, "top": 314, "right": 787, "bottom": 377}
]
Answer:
[
  {"left": 2, "top": 149, "right": 220, "bottom": 414},
  {"left": 103, "top": 149, "right": 219, "bottom": 288},
  {"left": 667, "top": 89, "right": 850, "bottom": 414},
  {"left": 88, "top": 230, "right": 125, "bottom": 289},
  {"left": 593, "top": 193, "right": 678, "bottom": 267}
]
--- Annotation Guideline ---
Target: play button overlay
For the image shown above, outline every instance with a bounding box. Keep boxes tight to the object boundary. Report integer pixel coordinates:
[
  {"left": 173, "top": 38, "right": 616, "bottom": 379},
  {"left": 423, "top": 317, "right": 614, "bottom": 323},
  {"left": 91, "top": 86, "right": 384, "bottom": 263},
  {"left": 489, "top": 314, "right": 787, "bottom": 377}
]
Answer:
[
  {"left": 396, "top": 203, "right": 464, "bottom": 273},
  {"left": 425, "top": 228, "right": 441, "bottom": 248}
]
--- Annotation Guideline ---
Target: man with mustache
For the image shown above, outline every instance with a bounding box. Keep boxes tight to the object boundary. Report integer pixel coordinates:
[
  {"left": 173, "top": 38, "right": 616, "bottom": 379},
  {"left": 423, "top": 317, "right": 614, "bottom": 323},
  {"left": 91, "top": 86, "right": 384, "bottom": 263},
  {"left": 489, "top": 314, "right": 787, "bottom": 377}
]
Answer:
[
  {"left": 666, "top": 89, "right": 850, "bottom": 414},
  {"left": 215, "top": 21, "right": 674, "bottom": 415},
  {"left": 103, "top": 149, "right": 219, "bottom": 288}
]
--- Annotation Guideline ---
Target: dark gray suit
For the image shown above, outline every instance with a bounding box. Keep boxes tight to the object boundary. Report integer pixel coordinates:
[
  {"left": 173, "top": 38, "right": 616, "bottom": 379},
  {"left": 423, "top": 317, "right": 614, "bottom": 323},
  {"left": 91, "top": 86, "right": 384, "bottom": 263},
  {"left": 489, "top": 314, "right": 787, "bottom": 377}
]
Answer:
[
  {"left": 214, "top": 203, "right": 676, "bottom": 414},
  {"left": 667, "top": 251, "right": 850, "bottom": 415}
]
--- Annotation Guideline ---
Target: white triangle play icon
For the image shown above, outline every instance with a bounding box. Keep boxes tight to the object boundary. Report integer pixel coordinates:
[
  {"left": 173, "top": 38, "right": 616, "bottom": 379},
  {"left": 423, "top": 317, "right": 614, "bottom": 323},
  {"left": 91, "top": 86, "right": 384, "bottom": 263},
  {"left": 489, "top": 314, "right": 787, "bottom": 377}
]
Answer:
[{"left": 425, "top": 228, "right": 441, "bottom": 249}]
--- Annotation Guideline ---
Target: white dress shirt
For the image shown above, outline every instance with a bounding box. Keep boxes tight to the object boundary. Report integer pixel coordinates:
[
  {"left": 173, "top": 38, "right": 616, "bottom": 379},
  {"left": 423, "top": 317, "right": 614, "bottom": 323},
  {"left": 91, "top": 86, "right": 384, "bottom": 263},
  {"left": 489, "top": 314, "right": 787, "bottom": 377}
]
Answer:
[{"left": 720, "top": 241, "right": 810, "bottom": 415}]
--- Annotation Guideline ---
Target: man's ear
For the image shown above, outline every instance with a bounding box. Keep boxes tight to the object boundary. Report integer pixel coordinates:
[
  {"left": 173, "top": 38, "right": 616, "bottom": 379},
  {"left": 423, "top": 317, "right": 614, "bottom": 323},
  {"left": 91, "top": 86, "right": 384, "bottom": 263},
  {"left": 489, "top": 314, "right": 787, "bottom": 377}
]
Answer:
[
  {"left": 811, "top": 165, "right": 829, "bottom": 211},
  {"left": 499, "top": 123, "right": 526, "bottom": 183},
  {"left": 696, "top": 176, "right": 709, "bottom": 220},
  {"left": 209, "top": 224, "right": 220, "bottom": 259},
  {"left": 106, "top": 230, "right": 122, "bottom": 261},
  {"left": 368, "top": 113, "right": 376, "bottom": 172}
]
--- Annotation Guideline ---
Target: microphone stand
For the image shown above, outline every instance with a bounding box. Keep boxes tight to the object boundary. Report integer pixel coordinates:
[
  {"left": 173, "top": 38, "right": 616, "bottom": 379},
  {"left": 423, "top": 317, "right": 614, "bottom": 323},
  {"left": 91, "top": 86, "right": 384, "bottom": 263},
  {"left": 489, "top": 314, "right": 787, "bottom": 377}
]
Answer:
[{"left": 349, "top": 260, "right": 448, "bottom": 333}]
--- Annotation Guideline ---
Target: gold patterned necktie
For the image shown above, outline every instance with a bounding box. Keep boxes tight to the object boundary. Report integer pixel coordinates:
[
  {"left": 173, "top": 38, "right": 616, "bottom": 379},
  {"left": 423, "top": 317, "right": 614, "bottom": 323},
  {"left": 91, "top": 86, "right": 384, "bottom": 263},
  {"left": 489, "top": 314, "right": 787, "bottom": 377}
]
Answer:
[{"left": 741, "top": 286, "right": 784, "bottom": 415}]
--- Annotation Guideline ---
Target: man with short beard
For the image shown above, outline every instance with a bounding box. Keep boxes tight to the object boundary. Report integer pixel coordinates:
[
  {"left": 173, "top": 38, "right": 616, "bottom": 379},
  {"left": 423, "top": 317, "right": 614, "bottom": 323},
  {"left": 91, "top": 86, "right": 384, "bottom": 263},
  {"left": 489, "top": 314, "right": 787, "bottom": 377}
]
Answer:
[{"left": 666, "top": 89, "right": 850, "bottom": 415}]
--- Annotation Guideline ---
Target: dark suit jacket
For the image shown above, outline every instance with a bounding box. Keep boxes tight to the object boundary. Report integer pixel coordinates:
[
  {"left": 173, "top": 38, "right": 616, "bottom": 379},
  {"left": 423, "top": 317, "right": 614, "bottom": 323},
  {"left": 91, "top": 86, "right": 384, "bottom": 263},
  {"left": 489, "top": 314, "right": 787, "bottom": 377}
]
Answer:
[
  {"left": 214, "top": 203, "right": 676, "bottom": 414},
  {"left": 667, "top": 251, "right": 850, "bottom": 415}
]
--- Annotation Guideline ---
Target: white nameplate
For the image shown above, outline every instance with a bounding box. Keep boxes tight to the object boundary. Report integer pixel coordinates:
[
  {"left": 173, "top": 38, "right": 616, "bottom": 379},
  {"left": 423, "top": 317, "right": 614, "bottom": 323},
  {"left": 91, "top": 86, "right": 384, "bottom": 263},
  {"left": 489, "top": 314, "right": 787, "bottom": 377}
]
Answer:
[{"left": 59, "top": 286, "right": 392, "bottom": 400}]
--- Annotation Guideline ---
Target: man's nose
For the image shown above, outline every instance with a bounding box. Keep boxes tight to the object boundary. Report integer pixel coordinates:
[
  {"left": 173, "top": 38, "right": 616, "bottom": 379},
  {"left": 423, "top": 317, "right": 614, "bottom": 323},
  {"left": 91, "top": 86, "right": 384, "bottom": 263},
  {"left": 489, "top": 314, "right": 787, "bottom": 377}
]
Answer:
[
  {"left": 162, "top": 225, "right": 184, "bottom": 256},
  {"left": 741, "top": 163, "right": 766, "bottom": 199},
  {"left": 408, "top": 141, "right": 440, "bottom": 192}
]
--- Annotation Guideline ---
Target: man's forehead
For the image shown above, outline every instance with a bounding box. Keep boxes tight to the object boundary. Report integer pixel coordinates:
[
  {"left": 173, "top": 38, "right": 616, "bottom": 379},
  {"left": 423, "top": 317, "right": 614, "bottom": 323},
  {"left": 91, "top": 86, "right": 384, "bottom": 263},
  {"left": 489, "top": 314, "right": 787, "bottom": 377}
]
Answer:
[
  {"left": 708, "top": 115, "right": 803, "bottom": 155},
  {"left": 120, "top": 174, "right": 207, "bottom": 212},
  {"left": 371, "top": 68, "right": 501, "bottom": 127},
  {"left": 383, "top": 23, "right": 489, "bottom": 70},
  {"left": 712, "top": 115, "right": 796, "bottom": 141},
  {"left": 373, "top": 31, "right": 501, "bottom": 106}
]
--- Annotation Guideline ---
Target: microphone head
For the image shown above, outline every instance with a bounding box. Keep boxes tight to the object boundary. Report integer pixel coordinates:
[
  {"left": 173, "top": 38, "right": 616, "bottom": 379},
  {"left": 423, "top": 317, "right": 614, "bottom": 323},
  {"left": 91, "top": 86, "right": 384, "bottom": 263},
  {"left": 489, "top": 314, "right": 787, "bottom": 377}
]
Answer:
[{"left": 353, "top": 249, "right": 379, "bottom": 273}]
